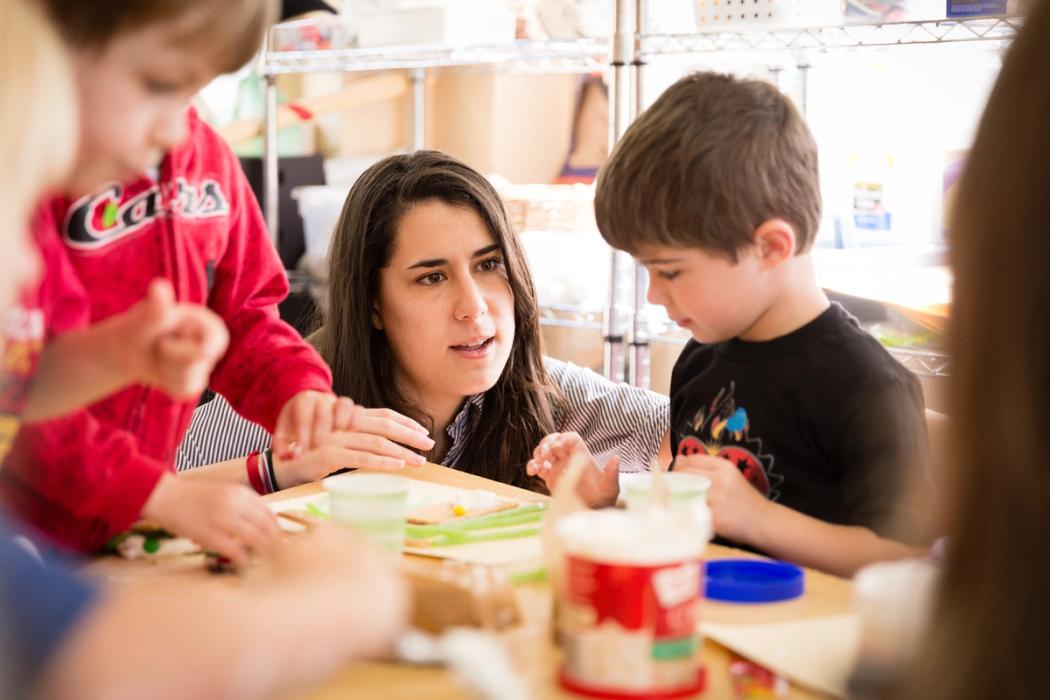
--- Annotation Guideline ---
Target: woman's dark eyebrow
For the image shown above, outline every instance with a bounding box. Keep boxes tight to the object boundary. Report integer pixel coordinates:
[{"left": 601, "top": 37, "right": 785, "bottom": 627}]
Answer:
[
  {"left": 408, "top": 257, "right": 445, "bottom": 270},
  {"left": 408, "top": 245, "right": 501, "bottom": 269},
  {"left": 473, "top": 244, "right": 500, "bottom": 258}
]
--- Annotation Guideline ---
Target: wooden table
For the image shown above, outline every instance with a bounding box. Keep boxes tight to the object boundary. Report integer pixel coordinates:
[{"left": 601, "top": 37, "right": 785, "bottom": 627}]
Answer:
[{"left": 85, "top": 465, "right": 853, "bottom": 699}]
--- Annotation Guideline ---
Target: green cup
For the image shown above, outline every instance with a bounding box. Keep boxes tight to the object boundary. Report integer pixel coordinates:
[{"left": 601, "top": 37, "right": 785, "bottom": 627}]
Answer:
[
  {"left": 322, "top": 473, "right": 409, "bottom": 553},
  {"left": 624, "top": 472, "right": 711, "bottom": 512}
]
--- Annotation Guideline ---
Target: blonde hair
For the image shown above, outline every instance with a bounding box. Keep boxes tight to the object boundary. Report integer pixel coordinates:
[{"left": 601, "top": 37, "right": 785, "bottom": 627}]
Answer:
[{"left": 0, "top": 0, "right": 77, "bottom": 237}]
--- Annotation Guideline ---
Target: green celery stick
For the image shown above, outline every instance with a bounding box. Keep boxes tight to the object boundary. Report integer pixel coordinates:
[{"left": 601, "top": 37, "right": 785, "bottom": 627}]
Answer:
[
  {"left": 407, "top": 526, "right": 539, "bottom": 548},
  {"left": 507, "top": 567, "right": 549, "bottom": 585},
  {"left": 410, "top": 503, "right": 548, "bottom": 537},
  {"left": 304, "top": 502, "right": 330, "bottom": 519}
]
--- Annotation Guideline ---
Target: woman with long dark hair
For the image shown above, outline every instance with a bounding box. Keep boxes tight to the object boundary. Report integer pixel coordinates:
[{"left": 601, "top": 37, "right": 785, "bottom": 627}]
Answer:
[
  {"left": 178, "top": 151, "right": 668, "bottom": 491},
  {"left": 895, "top": 3, "right": 1050, "bottom": 698}
]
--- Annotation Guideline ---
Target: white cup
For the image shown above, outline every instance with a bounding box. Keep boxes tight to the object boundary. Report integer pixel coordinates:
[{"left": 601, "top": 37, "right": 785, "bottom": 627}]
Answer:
[
  {"left": 624, "top": 472, "right": 712, "bottom": 512},
  {"left": 323, "top": 473, "right": 410, "bottom": 553}
]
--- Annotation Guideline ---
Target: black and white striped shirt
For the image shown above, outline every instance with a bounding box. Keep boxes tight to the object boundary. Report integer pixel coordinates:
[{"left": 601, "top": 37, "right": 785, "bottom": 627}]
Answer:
[{"left": 176, "top": 357, "right": 668, "bottom": 475}]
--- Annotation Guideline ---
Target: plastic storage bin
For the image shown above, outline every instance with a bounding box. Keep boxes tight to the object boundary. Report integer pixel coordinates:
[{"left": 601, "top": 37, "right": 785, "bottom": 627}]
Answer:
[
  {"left": 349, "top": 1, "right": 516, "bottom": 48},
  {"left": 294, "top": 185, "right": 348, "bottom": 262}
]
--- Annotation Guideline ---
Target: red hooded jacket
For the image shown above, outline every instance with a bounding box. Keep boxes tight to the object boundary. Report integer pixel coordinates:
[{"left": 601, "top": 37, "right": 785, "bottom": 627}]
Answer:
[{"left": 0, "top": 109, "right": 332, "bottom": 550}]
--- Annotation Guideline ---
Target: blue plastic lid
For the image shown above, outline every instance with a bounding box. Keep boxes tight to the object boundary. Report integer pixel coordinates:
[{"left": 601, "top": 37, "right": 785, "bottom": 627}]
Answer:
[{"left": 704, "top": 559, "right": 804, "bottom": 603}]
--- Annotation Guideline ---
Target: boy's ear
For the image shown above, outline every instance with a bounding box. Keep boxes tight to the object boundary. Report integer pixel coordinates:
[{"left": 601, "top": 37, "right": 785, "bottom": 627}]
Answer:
[{"left": 751, "top": 219, "right": 797, "bottom": 269}]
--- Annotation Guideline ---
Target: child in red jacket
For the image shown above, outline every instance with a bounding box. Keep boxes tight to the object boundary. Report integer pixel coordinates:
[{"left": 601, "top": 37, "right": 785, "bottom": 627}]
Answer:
[{"left": 0, "top": 0, "right": 366, "bottom": 562}]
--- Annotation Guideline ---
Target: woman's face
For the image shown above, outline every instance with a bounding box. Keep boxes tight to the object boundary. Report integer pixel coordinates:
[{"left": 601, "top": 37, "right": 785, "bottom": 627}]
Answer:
[{"left": 376, "top": 199, "right": 515, "bottom": 411}]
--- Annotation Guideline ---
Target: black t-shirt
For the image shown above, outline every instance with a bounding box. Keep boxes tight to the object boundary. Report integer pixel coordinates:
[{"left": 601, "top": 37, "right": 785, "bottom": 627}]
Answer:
[{"left": 669, "top": 303, "right": 926, "bottom": 544}]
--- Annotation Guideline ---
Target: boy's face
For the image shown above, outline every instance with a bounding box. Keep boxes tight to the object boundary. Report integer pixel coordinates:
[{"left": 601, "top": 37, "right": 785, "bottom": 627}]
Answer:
[
  {"left": 637, "top": 243, "right": 771, "bottom": 344},
  {"left": 67, "top": 14, "right": 216, "bottom": 195}
]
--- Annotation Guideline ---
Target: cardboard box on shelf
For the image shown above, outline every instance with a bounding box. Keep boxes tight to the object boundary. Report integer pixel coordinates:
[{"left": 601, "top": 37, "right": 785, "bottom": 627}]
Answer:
[
  {"left": 275, "top": 72, "right": 411, "bottom": 157},
  {"left": 427, "top": 70, "right": 579, "bottom": 184},
  {"left": 279, "top": 68, "right": 579, "bottom": 184}
]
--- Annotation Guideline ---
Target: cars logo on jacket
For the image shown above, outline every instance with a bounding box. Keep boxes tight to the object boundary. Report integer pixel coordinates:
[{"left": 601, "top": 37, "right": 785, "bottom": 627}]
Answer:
[{"left": 63, "top": 178, "right": 230, "bottom": 250}]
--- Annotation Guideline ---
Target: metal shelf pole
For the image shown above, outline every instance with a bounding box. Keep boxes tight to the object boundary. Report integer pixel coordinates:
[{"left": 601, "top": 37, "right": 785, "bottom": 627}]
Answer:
[
  {"left": 798, "top": 59, "right": 811, "bottom": 116},
  {"left": 628, "top": 0, "right": 650, "bottom": 389},
  {"left": 410, "top": 68, "right": 426, "bottom": 151},
  {"left": 604, "top": 0, "right": 636, "bottom": 383},
  {"left": 263, "top": 73, "right": 280, "bottom": 244}
]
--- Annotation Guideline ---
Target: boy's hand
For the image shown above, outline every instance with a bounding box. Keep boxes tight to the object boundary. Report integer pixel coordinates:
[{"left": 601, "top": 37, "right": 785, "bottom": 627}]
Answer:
[
  {"left": 674, "top": 454, "right": 772, "bottom": 544},
  {"left": 142, "top": 473, "right": 279, "bottom": 567},
  {"left": 526, "top": 431, "right": 620, "bottom": 507},
  {"left": 272, "top": 391, "right": 360, "bottom": 460},
  {"left": 273, "top": 407, "right": 435, "bottom": 487},
  {"left": 123, "top": 279, "right": 229, "bottom": 398}
]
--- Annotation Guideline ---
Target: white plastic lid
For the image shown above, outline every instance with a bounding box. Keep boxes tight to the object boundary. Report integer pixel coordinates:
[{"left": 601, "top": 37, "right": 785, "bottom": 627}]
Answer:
[{"left": 557, "top": 508, "right": 709, "bottom": 566}]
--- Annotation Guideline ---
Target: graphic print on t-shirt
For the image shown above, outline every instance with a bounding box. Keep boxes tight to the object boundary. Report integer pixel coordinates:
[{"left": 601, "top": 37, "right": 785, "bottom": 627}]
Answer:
[{"left": 675, "top": 382, "right": 781, "bottom": 500}]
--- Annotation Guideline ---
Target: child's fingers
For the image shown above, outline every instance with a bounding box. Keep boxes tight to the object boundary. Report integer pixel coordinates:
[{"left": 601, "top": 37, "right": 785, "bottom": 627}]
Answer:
[
  {"left": 245, "top": 502, "right": 281, "bottom": 542},
  {"left": 600, "top": 455, "right": 621, "bottom": 487},
  {"left": 538, "top": 432, "right": 564, "bottom": 449},
  {"left": 273, "top": 408, "right": 303, "bottom": 460},
  {"left": 156, "top": 311, "right": 226, "bottom": 369},
  {"left": 174, "top": 306, "right": 229, "bottom": 359},
  {"left": 152, "top": 350, "right": 211, "bottom": 398},
  {"left": 271, "top": 431, "right": 289, "bottom": 460},
  {"left": 155, "top": 336, "right": 202, "bottom": 365},
  {"left": 309, "top": 396, "right": 335, "bottom": 452},
  {"left": 148, "top": 277, "right": 176, "bottom": 300},
  {"left": 532, "top": 442, "right": 551, "bottom": 463},
  {"left": 331, "top": 397, "right": 358, "bottom": 432},
  {"left": 130, "top": 279, "right": 177, "bottom": 338},
  {"left": 561, "top": 432, "right": 585, "bottom": 449},
  {"left": 545, "top": 458, "right": 567, "bottom": 482},
  {"left": 527, "top": 459, "right": 555, "bottom": 486},
  {"left": 549, "top": 440, "right": 573, "bottom": 460},
  {"left": 235, "top": 501, "right": 279, "bottom": 549},
  {"left": 234, "top": 515, "right": 277, "bottom": 557},
  {"left": 549, "top": 432, "right": 584, "bottom": 459},
  {"left": 534, "top": 432, "right": 570, "bottom": 460},
  {"left": 209, "top": 532, "right": 250, "bottom": 568},
  {"left": 277, "top": 396, "right": 312, "bottom": 457},
  {"left": 674, "top": 454, "right": 719, "bottom": 473},
  {"left": 145, "top": 278, "right": 176, "bottom": 312}
]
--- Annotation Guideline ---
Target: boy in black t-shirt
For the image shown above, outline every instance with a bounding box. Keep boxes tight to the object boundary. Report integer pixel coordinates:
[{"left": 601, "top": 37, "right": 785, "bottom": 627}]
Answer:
[{"left": 526, "top": 72, "right": 927, "bottom": 577}]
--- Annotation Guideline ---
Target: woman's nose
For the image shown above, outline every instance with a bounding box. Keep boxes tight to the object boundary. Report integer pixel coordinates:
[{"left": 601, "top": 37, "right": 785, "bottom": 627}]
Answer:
[{"left": 454, "top": 277, "right": 488, "bottom": 321}]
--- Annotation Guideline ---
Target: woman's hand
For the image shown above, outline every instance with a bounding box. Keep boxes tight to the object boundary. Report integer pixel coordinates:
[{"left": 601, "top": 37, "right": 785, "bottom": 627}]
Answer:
[{"left": 274, "top": 407, "right": 435, "bottom": 487}]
